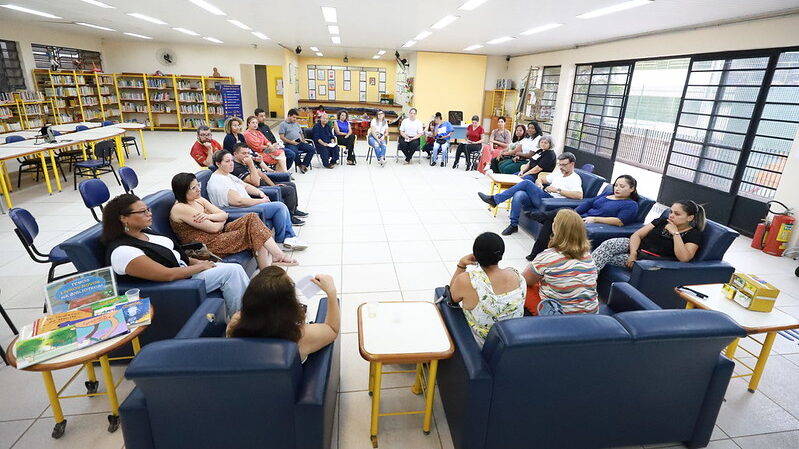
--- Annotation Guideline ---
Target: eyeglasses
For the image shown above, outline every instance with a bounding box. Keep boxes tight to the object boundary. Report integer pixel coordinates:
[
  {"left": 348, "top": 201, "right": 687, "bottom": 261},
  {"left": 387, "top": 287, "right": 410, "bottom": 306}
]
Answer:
[
  {"left": 558, "top": 162, "right": 572, "bottom": 167},
  {"left": 124, "top": 207, "right": 151, "bottom": 215}
]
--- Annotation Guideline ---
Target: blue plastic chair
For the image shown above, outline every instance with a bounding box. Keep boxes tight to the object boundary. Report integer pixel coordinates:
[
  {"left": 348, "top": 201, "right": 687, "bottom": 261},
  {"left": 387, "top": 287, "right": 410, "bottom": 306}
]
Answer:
[
  {"left": 7, "top": 135, "right": 46, "bottom": 188},
  {"left": 9, "top": 207, "right": 77, "bottom": 285},
  {"left": 119, "top": 166, "right": 139, "bottom": 195},
  {"left": 76, "top": 125, "right": 89, "bottom": 132},
  {"left": 79, "top": 178, "right": 111, "bottom": 222},
  {"left": 102, "top": 120, "right": 114, "bottom": 126},
  {"left": 74, "top": 140, "right": 121, "bottom": 189}
]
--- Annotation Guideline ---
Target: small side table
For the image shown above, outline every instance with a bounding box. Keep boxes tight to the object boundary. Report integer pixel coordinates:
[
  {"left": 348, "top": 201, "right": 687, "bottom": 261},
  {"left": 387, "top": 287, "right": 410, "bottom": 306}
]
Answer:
[
  {"left": 486, "top": 173, "right": 522, "bottom": 217},
  {"left": 357, "top": 301, "right": 454, "bottom": 448},
  {"left": 676, "top": 284, "right": 799, "bottom": 392}
]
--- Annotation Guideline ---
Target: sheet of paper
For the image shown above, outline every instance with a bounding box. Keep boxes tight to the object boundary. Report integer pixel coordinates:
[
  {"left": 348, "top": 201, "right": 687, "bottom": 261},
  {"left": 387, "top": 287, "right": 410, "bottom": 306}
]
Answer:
[{"left": 296, "top": 275, "right": 321, "bottom": 299}]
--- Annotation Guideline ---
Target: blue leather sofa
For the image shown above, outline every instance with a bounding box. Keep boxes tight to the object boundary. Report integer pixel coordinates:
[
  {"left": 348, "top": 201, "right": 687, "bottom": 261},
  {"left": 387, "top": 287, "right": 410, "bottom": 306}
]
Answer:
[
  {"left": 585, "top": 185, "right": 656, "bottom": 249},
  {"left": 597, "top": 210, "right": 738, "bottom": 309},
  {"left": 434, "top": 283, "right": 745, "bottom": 449},
  {"left": 518, "top": 168, "right": 607, "bottom": 236},
  {"left": 120, "top": 297, "right": 340, "bottom": 449}
]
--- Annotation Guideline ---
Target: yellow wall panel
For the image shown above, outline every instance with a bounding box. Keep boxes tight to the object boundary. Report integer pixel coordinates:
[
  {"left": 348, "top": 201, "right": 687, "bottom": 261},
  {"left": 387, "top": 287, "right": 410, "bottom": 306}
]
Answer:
[
  {"left": 413, "top": 52, "right": 487, "bottom": 124},
  {"left": 298, "top": 57, "right": 396, "bottom": 103}
]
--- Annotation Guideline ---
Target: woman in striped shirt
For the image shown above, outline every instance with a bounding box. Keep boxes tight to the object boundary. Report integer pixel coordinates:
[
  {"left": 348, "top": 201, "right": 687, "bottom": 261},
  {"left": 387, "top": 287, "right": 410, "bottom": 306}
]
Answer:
[{"left": 523, "top": 209, "right": 598, "bottom": 315}]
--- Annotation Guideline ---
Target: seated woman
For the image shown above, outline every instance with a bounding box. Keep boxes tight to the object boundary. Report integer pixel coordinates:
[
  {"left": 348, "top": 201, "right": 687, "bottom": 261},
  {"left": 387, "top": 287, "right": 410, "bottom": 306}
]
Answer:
[
  {"left": 477, "top": 116, "right": 511, "bottom": 174},
  {"left": 397, "top": 107, "right": 424, "bottom": 164},
  {"left": 592, "top": 200, "right": 705, "bottom": 271},
  {"left": 102, "top": 194, "right": 250, "bottom": 320},
  {"left": 422, "top": 119, "right": 436, "bottom": 158},
  {"left": 449, "top": 232, "right": 526, "bottom": 347},
  {"left": 452, "top": 115, "right": 485, "bottom": 170},
  {"left": 523, "top": 209, "right": 599, "bottom": 315},
  {"left": 518, "top": 135, "right": 557, "bottom": 179},
  {"left": 368, "top": 110, "right": 389, "bottom": 166},
  {"left": 498, "top": 121, "right": 544, "bottom": 174},
  {"left": 312, "top": 113, "right": 339, "bottom": 168},
  {"left": 169, "top": 172, "right": 297, "bottom": 269},
  {"left": 489, "top": 123, "right": 526, "bottom": 173},
  {"left": 525, "top": 175, "right": 640, "bottom": 261},
  {"left": 227, "top": 267, "right": 340, "bottom": 362},
  {"left": 222, "top": 117, "right": 247, "bottom": 153},
  {"left": 334, "top": 111, "right": 356, "bottom": 165},
  {"left": 243, "top": 115, "right": 288, "bottom": 172}
]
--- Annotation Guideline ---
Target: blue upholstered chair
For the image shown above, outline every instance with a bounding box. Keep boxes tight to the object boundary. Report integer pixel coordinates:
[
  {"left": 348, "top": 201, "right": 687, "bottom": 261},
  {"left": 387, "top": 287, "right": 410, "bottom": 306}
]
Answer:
[
  {"left": 79, "top": 178, "right": 110, "bottom": 223},
  {"left": 580, "top": 163, "right": 595, "bottom": 173},
  {"left": 195, "top": 169, "right": 284, "bottom": 218},
  {"left": 434, "top": 283, "right": 745, "bottom": 449},
  {"left": 585, "top": 185, "right": 656, "bottom": 248},
  {"left": 120, "top": 297, "right": 340, "bottom": 449},
  {"left": 596, "top": 209, "right": 739, "bottom": 310},
  {"left": 73, "top": 140, "right": 121, "bottom": 189},
  {"left": 9, "top": 208, "right": 76, "bottom": 284},
  {"left": 76, "top": 125, "right": 89, "bottom": 132},
  {"left": 119, "top": 166, "right": 139, "bottom": 195}
]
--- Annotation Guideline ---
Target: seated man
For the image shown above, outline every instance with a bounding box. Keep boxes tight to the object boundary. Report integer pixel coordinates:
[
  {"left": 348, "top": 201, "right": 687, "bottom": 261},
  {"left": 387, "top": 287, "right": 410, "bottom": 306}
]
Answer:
[
  {"left": 207, "top": 150, "right": 308, "bottom": 250},
  {"left": 279, "top": 108, "right": 316, "bottom": 173},
  {"left": 230, "top": 143, "right": 308, "bottom": 226},
  {"left": 190, "top": 125, "right": 223, "bottom": 167},
  {"left": 312, "top": 113, "right": 339, "bottom": 168},
  {"left": 255, "top": 108, "right": 296, "bottom": 169},
  {"left": 478, "top": 152, "right": 583, "bottom": 236}
]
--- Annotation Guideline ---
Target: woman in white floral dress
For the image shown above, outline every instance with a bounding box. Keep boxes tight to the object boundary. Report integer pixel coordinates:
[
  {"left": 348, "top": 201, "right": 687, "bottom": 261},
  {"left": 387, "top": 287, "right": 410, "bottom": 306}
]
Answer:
[{"left": 449, "top": 232, "right": 526, "bottom": 346}]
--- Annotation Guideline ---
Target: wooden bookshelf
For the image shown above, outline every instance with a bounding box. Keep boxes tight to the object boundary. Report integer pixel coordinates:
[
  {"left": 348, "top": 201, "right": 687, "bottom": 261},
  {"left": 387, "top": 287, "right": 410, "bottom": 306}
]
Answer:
[
  {"left": 202, "top": 76, "right": 231, "bottom": 131},
  {"left": 0, "top": 92, "right": 21, "bottom": 132}
]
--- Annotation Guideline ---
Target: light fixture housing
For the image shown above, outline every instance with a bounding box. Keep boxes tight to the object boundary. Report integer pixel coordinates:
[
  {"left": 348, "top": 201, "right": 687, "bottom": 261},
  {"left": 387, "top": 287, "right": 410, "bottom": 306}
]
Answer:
[
  {"left": 310, "top": 47, "right": 320, "bottom": 52},
  {"left": 79, "top": 0, "right": 115, "bottom": 8},
  {"left": 414, "top": 31, "right": 432, "bottom": 41},
  {"left": 402, "top": 40, "right": 416, "bottom": 48},
  {"left": 321, "top": 6, "right": 337, "bottom": 23},
  {"left": 377, "top": 50, "right": 386, "bottom": 55},
  {"left": 252, "top": 32, "right": 270, "bottom": 40},
  {"left": 227, "top": 19, "right": 251, "bottom": 30},
  {"left": 520, "top": 23, "right": 563, "bottom": 35},
  {"left": 189, "top": 0, "right": 226, "bottom": 16},
  {"left": 124, "top": 32, "right": 152, "bottom": 39},
  {"left": 203, "top": 37, "right": 223, "bottom": 44},
  {"left": 577, "top": 0, "right": 653, "bottom": 19},
  {"left": 127, "top": 13, "right": 167, "bottom": 25},
  {"left": 487, "top": 36, "right": 514, "bottom": 44},
  {"left": 316, "top": 52, "right": 324, "bottom": 57},
  {"left": 458, "top": 0, "right": 489, "bottom": 11},
  {"left": 173, "top": 27, "right": 200, "bottom": 36},
  {"left": 76, "top": 22, "right": 115, "bottom": 31},
  {"left": 328, "top": 25, "right": 340, "bottom": 34},
  {"left": 331, "top": 36, "right": 341, "bottom": 44},
  {"left": 431, "top": 15, "right": 459, "bottom": 30},
  {"left": 463, "top": 44, "right": 483, "bottom": 51},
  {"left": 0, "top": 4, "right": 61, "bottom": 19},
  {"left": 372, "top": 55, "right": 380, "bottom": 59}
]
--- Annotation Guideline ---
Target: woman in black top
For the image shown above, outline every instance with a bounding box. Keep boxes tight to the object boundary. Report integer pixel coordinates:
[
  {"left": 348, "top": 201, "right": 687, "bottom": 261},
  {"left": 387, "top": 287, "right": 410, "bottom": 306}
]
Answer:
[
  {"left": 519, "top": 135, "right": 557, "bottom": 180},
  {"left": 591, "top": 200, "right": 705, "bottom": 272},
  {"left": 223, "top": 117, "right": 248, "bottom": 152}
]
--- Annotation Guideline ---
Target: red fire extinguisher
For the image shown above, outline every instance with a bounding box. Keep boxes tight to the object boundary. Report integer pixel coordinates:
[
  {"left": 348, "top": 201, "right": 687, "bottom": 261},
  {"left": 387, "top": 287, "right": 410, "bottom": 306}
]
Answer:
[{"left": 752, "top": 200, "right": 794, "bottom": 257}]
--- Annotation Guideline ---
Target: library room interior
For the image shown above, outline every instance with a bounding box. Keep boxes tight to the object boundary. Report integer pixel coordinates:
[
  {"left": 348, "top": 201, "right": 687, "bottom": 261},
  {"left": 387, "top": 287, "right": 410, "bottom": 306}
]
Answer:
[{"left": 2, "top": 1, "right": 799, "bottom": 448}]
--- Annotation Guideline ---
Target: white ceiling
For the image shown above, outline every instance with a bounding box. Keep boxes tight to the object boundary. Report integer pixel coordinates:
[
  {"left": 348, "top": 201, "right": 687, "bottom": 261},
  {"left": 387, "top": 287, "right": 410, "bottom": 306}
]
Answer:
[{"left": 2, "top": 0, "right": 798, "bottom": 59}]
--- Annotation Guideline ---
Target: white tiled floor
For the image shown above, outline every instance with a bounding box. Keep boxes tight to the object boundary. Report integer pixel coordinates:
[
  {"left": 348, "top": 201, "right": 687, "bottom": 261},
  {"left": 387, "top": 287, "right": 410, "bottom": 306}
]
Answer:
[{"left": 2, "top": 130, "right": 799, "bottom": 449}]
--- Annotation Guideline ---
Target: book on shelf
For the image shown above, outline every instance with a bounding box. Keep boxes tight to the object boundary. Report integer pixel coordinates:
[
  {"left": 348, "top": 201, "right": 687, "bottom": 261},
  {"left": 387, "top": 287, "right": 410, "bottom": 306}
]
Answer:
[{"left": 44, "top": 267, "right": 118, "bottom": 315}]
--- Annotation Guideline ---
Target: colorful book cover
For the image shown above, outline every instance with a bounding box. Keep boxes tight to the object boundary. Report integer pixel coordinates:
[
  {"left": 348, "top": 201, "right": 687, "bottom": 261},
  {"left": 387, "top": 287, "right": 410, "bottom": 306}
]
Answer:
[
  {"left": 87, "top": 296, "right": 130, "bottom": 315},
  {"left": 44, "top": 267, "right": 118, "bottom": 314},
  {"left": 115, "top": 298, "right": 151, "bottom": 326},
  {"left": 32, "top": 309, "right": 94, "bottom": 336},
  {"left": 14, "top": 326, "right": 79, "bottom": 369},
  {"left": 74, "top": 310, "right": 129, "bottom": 348}
]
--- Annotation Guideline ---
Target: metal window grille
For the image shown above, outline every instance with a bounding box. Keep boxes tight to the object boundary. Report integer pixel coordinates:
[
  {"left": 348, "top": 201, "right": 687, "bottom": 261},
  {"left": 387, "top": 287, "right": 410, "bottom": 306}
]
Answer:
[
  {"left": 31, "top": 44, "right": 103, "bottom": 71},
  {"left": 539, "top": 66, "right": 560, "bottom": 133},
  {"left": 0, "top": 40, "right": 26, "bottom": 91}
]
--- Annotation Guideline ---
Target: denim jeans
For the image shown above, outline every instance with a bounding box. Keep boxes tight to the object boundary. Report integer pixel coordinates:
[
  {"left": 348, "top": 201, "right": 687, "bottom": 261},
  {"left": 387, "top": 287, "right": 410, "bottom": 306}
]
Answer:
[
  {"left": 281, "top": 146, "right": 297, "bottom": 169},
  {"left": 492, "top": 180, "right": 552, "bottom": 225},
  {"left": 432, "top": 141, "right": 449, "bottom": 164},
  {"left": 250, "top": 201, "right": 296, "bottom": 242},
  {"left": 193, "top": 262, "right": 250, "bottom": 320},
  {"left": 284, "top": 142, "right": 315, "bottom": 167},
  {"left": 316, "top": 143, "right": 340, "bottom": 166},
  {"left": 368, "top": 135, "right": 387, "bottom": 159}
]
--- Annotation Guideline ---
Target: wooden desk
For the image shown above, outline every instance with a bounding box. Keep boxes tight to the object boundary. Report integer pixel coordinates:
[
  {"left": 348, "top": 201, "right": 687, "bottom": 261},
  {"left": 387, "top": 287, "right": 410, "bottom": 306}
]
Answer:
[
  {"left": 486, "top": 173, "right": 523, "bottom": 217},
  {"left": 676, "top": 284, "right": 799, "bottom": 392},
  {"left": 358, "top": 301, "right": 453, "bottom": 447}
]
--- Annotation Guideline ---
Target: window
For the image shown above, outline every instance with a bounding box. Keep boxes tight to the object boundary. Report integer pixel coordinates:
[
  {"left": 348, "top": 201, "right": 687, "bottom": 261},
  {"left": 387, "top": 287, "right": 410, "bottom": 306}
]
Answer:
[
  {"left": 565, "top": 63, "right": 632, "bottom": 158},
  {"left": 31, "top": 44, "right": 103, "bottom": 71},
  {"left": 0, "top": 39, "right": 26, "bottom": 91},
  {"left": 538, "top": 66, "right": 560, "bottom": 133}
]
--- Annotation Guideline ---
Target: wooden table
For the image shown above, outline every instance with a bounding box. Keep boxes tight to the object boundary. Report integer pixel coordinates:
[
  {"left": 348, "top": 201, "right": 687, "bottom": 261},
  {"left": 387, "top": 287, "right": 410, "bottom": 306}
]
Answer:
[
  {"left": 676, "top": 284, "right": 799, "bottom": 392},
  {"left": 5, "top": 312, "right": 150, "bottom": 438},
  {"left": 358, "top": 301, "right": 454, "bottom": 448},
  {"left": 486, "top": 173, "right": 523, "bottom": 217}
]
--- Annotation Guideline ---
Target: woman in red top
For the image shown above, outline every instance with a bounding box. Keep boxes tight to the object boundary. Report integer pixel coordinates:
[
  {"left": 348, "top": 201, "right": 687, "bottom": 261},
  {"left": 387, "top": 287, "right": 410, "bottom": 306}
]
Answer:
[
  {"left": 242, "top": 115, "right": 288, "bottom": 172},
  {"left": 452, "top": 115, "right": 485, "bottom": 170}
]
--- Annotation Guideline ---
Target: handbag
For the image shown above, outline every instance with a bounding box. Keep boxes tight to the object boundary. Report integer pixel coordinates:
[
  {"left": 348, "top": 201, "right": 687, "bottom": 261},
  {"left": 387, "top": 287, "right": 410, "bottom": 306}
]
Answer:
[
  {"left": 182, "top": 242, "right": 223, "bottom": 262},
  {"left": 435, "top": 137, "right": 448, "bottom": 145}
]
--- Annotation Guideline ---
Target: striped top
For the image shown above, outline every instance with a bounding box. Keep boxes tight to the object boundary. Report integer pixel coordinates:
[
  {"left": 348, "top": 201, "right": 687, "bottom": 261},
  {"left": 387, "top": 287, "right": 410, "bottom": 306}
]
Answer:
[
  {"left": 530, "top": 248, "right": 599, "bottom": 314},
  {"left": 463, "top": 266, "right": 526, "bottom": 347}
]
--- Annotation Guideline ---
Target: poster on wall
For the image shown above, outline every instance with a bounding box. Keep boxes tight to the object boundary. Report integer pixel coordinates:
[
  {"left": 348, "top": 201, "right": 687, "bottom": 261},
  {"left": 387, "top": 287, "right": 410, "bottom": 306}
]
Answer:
[
  {"left": 359, "top": 71, "right": 366, "bottom": 81},
  {"left": 359, "top": 81, "right": 367, "bottom": 91},
  {"left": 343, "top": 81, "right": 351, "bottom": 91},
  {"left": 220, "top": 84, "right": 243, "bottom": 119},
  {"left": 328, "top": 70, "right": 335, "bottom": 80},
  {"left": 379, "top": 72, "right": 386, "bottom": 82},
  {"left": 319, "top": 84, "right": 327, "bottom": 96},
  {"left": 344, "top": 70, "right": 351, "bottom": 81},
  {"left": 317, "top": 69, "right": 324, "bottom": 80},
  {"left": 378, "top": 82, "right": 386, "bottom": 93},
  {"left": 329, "top": 90, "right": 336, "bottom": 100},
  {"left": 276, "top": 79, "right": 284, "bottom": 95},
  {"left": 359, "top": 91, "right": 366, "bottom": 102},
  {"left": 309, "top": 80, "right": 316, "bottom": 90},
  {"left": 369, "top": 77, "right": 376, "bottom": 86},
  {"left": 294, "top": 67, "right": 299, "bottom": 94},
  {"left": 308, "top": 69, "right": 315, "bottom": 80},
  {"left": 309, "top": 90, "right": 316, "bottom": 100}
]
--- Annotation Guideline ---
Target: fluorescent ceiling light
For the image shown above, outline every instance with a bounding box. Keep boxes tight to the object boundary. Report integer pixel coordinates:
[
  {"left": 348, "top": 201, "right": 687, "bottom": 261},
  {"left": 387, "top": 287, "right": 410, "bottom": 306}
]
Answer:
[
  {"left": 431, "top": 15, "right": 459, "bottom": 30},
  {"left": 372, "top": 55, "right": 380, "bottom": 59},
  {"left": 227, "top": 19, "right": 251, "bottom": 30},
  {"left": 0, "top": 4, "right": 61, "bottom": 18},
  {"left": 458, "top": 0, "right": 489, "bottom": 11},
  {"left": 310, "top": 47, "right": 320, "bottom": 52},
  {"left": 377, "top": 50, "right": 386, "bottom": 55},
  {"left": 252, "top": 31, "right": 270, "bottom": 40},
  {"left": 203, "top": 37, "right": 223, "bottom": 43},
  {"left": 331, "top": 36, "right": 341, "bottom": 44},
  {"left": 520, "top": 23, "right": 563, "bottom": 35},
  {"left": 189, "top": 0, "right": 225, "bottom": 16},
  {"left": 577, "top": 0, "right": 653, "bottom": 19},
  {"left": 414, "top": 31, "right": 432, "bottom": 41},
  {"left": 487, "top": 36, "right": 514, "bottom": 44},
  {"left": 128, "top": 13, "right": 167, "bottom": 25},
  {"left": 124, "top": 32, "right": 152, "bottom": 39},
  {"left": 80, "top": 0, "right": 115, "bottom": 8},
  {"left": 173, "top": 27, "right": 199, "bottom": 36},
  {"left": 321, "top": 6, "right": 337, "bottom": 23},
  {"left": 402, "top": 40, "right": 416, "bottom": 48},
  {"left": 76, "top": 22, "right": 115, "bottom": 31},
  {"left": 463, "top": 44, "right": 483, "bottom": 51},
  {"left": 316, "top": 52, "right": 324, "bottom": 57},
  {"left": 328, "top": 25, "right": 339, "bottom": 34}
]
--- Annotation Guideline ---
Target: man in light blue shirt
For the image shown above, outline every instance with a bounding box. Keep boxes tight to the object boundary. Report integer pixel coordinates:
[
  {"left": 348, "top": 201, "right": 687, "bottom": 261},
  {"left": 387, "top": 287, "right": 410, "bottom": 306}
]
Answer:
[{"left": 431, "top": 112, "right": 453, "bottom": 167}]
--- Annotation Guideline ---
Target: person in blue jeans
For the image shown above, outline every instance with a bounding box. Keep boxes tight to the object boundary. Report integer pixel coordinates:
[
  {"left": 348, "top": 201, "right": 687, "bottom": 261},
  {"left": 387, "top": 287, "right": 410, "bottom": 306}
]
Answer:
[
  {"left": 255, "top": 108, "right": 296, "bottom": 169},
  {"left": 478, "top": 152, "right": 583, "bottom": 235},
  {"left": 368, "top": 110, "right": 389, "bottom": 166},
  {"left": 278, "top": 108, "right": 315, "bottom": 173},
  {"left": 431, "top": 112, "right": 453, "bottom": 167},
  {"left": 312, "top": 113, "right": 339, "bottom": 168}
]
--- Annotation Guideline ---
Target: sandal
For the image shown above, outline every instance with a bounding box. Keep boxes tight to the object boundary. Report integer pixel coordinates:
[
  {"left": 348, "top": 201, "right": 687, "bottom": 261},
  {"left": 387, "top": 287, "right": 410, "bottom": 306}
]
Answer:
[{"left": 272, "top": 257, "right": 299, "bottom": 267}]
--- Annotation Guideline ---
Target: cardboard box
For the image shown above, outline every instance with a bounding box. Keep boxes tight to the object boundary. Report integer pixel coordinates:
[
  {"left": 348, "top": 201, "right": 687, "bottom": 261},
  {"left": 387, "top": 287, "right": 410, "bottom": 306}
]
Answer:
[{"left": 727, "top": 273, "right": 780, "bottom": 312}]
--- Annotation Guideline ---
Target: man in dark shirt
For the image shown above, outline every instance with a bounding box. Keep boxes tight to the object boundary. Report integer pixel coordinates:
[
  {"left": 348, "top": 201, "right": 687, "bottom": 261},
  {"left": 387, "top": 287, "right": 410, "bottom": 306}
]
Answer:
[
  {"left": 230, "top": 143, "right": 308, "bottom": 225},
  {"left": 255, "top": 108, "right": 297, "bottom": 169}
]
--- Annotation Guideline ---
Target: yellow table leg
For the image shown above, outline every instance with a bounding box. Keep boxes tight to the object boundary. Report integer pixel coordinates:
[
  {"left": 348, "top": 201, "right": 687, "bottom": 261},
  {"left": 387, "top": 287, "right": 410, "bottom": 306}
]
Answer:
[
  {"left": 132, "top": 336, "right": 141, "bottom": 355},
  {"left": 48, "top": 150, "right": 62, "bottom": 191},
  {"left": 370, "top": 362, "right": 383, "bottom": 448},
  {"left": 38, "top": 152, "right": 53, "bottom": 194},
  {"left": 368, "top": 361, "right": 375, "bottom": 395},
  {"left": 489, "top": 182, "right": 499, "bottom": 217},
  {"left": 422, "top": 360, "right": 438, "bottom": 434},
  {"left": 0, "top": 161, "right": 12, "bottom": 209},
  {"left": 99, "top": 354, "right": 121, "bottom": 432},
  {"left": 1, "top": 160, "right": 12, "bottom": 192},
  {"left": 685, "top": 303, "right": 695, "bottom": 310},
  {"left": 90, "top": 141, "right": 97, "bottom": 159},
  {"left": 113, "top": 135, "right": 126, "bottom": 167},
  {"left": 80, "top": 143, "right": 88, "bottom": 161},
  {"left": 411, "top": 363, "right": 423, "bottom": 395},
  {"left": 138, "top": 129, "right": 148, "bottom": 159},
  {"left": 748, "top": 332, "right": 777, "bottom": 392},
  {"left": 84, "top": 361, "right": 97, "bottom": 383},
  {"left": 725, "top": 337, "right": 740, "bottom": 359},
  {"left": 41, "top": 371, "right": 67, "bottom": 438}
]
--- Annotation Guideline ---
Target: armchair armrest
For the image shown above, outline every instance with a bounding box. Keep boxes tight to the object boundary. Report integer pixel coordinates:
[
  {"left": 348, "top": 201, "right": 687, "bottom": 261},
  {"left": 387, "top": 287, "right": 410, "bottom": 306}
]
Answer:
[
  {"left": 175, "top": 297, "right": 226, "bottom": 339},
  {"left": 629, "top": 260, "right": 736, "bottom": 309},
  {"left": 119, "top": 388, "right": 155, "bottom": 449},
  {"left": 687, "top": 355, "right": 736, "bottom": 449},
  {"left": 258, "top": 186, "right": 282, "bottom": 203},
  {"left": 541, "top": 198, "right": 582, "bottom": 211},
  {"left": 607, "top": 282, "right": 661, "bottom": 312},
  {"left": 266, "top": 172, "right": 291, "bottom": 183}
]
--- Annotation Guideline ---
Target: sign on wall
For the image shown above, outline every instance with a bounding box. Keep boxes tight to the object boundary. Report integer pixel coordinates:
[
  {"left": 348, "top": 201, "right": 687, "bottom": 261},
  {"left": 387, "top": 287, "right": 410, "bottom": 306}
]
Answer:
[{"left": 220, "top": 84, "right": 243, "bottom": 119}]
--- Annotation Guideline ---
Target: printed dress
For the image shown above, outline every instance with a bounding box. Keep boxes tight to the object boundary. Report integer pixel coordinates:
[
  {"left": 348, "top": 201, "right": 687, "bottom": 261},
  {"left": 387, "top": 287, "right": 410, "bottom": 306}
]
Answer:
[
  {"left": 170, "top": 212, "right": 271, "bottom": 257},
  {"left": 463, "top": 266, "right": 526, "bottom": 346}
]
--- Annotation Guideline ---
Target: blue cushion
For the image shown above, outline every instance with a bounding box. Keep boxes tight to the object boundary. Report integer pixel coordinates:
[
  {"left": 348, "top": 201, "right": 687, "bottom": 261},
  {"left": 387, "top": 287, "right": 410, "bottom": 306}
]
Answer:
[
  {"left": 48, "top": 245, "right": 70, "bottom": 263},
  {"left": 75, "top": 160, "right": 109, "bottom": 169}
]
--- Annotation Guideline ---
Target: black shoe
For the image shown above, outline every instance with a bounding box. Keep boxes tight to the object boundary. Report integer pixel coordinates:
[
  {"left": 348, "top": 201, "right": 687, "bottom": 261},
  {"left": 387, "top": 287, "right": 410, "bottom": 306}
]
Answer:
[
  {"left": 440, "top": 162, "right": 445, "bottom": 167},
  {"left": 299, "top": 165, "right": 308, "bottom": 174},
  {"left": 291, "top": 217, "right": 305, "bottom": 226},
  {"left": 524, "top": 210, "right": 548, "bottom": 223},
  {"left": 430, "top": 161, "right": 436, "bottom": 166},
  {"left": 452, "top": 164, "right": 458, "bottom": 169},
  {"left": 477, "top": 192, "right": 497, "bottom": 208},
  {"left": 525, "top": 252, "right": 536, "bottom": 262},
  {"left": 501, "top": 224, "right": 518, "bottom": 236},
  {"left": 294, "top": 210, "right": 309, "bottom": 217}
]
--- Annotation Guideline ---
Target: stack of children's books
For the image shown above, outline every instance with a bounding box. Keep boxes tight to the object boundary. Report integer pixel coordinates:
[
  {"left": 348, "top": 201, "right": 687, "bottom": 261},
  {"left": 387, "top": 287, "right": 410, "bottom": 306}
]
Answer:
[{"left": 13, "top": 267, "right": 151, "bottom": 369}]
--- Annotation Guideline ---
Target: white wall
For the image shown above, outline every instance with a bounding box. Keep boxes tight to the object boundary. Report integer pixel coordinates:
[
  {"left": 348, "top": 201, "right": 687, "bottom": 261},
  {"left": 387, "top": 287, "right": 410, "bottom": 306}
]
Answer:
[
  {"left": 773, "top": 128, "right": 799, "bottom": 248},
  {"left": 484, "top": 55, "right": 509, "bottom": 91}
]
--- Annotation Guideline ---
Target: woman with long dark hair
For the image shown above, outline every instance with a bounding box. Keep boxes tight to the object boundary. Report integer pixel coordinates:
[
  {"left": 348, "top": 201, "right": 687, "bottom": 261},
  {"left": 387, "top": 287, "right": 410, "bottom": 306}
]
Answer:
[
  {"left": 489, "top": 123, "right": 526, "bottom": 173},
  {"left": 227, "top": 267, "right": 340, "bottom": 362},
  {"left": 334, "top": 110, "right": 357, "bottom": 165}
]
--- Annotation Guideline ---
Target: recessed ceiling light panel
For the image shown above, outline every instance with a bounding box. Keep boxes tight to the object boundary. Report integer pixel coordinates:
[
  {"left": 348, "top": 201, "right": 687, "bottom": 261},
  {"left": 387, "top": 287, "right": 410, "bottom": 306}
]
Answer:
[
  {"left": 577, "top": 0, "right": 653, "bottom": 19},
  {"left": 431, "top": 15, "right": 459, "bottom": 29},
  {"left": 321, "top": 6, "right": 337, "bottom": 23},
  {"left": 189, "top": 0, "right": 226, "bottom": 16},
  {"left": 0, "top": 4, "right": 61, "bottom": 19},
  {"left": 127, "top": 13, "right": 167, "bottom": 25}
]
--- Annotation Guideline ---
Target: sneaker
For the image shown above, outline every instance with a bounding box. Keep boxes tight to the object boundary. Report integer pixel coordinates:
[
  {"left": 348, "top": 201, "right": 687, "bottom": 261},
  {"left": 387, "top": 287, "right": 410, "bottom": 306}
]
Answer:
[
  {"left": 477, "top": 192, "right": 498, "bottom": 208},
  {"left": 283, "top": 237, "right": 308, "bottom": 250},
  {"left": 501, "top": 224, "right": 518, "bottom": 236},
  {"left": 294, "top": 210, "right": 309, "bottom": 217},
  {"left": 291, "top": 216, "right": 305, "bottom": 226}
]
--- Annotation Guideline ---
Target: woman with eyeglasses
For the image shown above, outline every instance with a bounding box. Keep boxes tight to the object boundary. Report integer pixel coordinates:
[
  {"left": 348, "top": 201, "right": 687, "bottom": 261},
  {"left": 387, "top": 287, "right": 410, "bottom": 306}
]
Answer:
[
  {"left": 169, "top": 173, "right": 298, "bottom": 269},
  {"left": 102, "top": 193, "right": 251, "bottom": 320}
]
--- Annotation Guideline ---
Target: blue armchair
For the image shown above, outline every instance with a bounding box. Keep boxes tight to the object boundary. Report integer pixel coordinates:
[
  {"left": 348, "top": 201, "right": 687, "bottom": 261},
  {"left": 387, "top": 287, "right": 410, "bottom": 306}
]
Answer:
[
  {"left": 434, "top": 284, "right": 745, "bottom": 449},
  {"left": 195, "top": 169, "right": 285, "bottom": 223},
  {"left": 586, "top": 185, "right": 656, "bottom": 249},
  {"left": 597, "top": 210, "right": 738, "bottom": 309},
  {"left": 518, "top": 168, "right": 607, "bottom": 236},
  {"left": 120, "top": 297, "right": 340, "bottom": 449}
]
